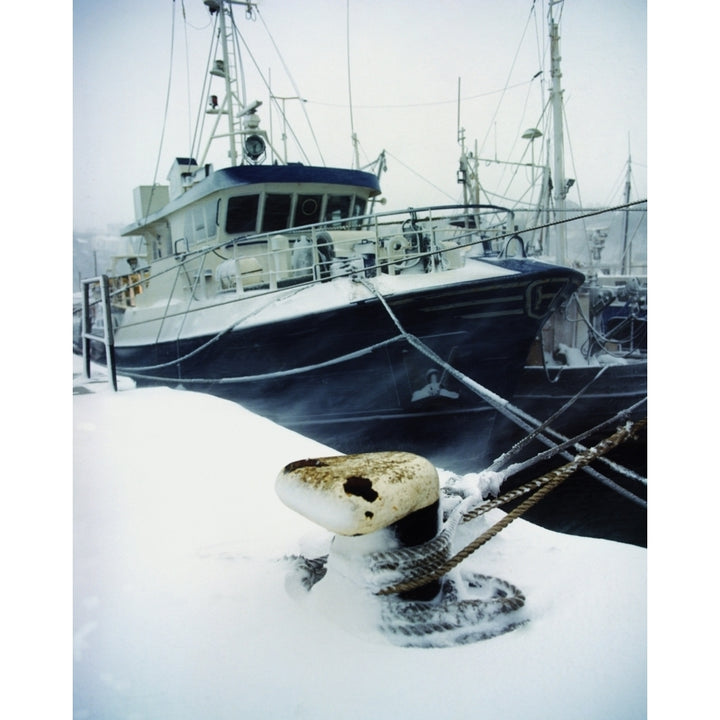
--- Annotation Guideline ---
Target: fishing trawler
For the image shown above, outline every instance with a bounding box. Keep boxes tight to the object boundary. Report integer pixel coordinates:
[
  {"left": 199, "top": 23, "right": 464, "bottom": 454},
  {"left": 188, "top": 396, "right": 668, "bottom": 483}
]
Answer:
[
  {"left": 450, "top": 0, "right": 647, "bottom": 541},
  {"left": 75, "top": 0, "right": 584, "bottom": 472},
  {"left": 454, "top": 1, "right": 647, "bottom": 444}
]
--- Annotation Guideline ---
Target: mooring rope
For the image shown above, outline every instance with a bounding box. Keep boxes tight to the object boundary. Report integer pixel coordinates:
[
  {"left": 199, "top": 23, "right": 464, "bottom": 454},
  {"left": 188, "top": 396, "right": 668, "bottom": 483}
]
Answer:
[
  {"left": 115, "top": 285, "right": 310, "bottom": 373},
  {"left": 374, "top": 418, "right": 646, "bottom": 596},
  {"left": 497, "top": 396, "right": 648, "bottom": 491},
  {"left": 486, "top": 364, "right": 609, "bottom": 470},
  {"left": 124, "top": 335, "right": 407, "bottom": 383},
  {"left": 357, "top": 276, "right": 647, "bottom": 495},
  {"left": 287, "top": 418, "right": 645, "bottom": 646}
]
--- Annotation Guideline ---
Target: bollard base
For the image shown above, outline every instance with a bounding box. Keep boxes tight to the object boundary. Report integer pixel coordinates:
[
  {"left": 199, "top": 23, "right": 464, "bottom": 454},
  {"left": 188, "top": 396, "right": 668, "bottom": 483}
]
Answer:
[
  {"left": 379, "top": 570, "right": 527, "bottom": 648},
  {"left": 284, "top": 554, "right": 527, "bottom": 649}
]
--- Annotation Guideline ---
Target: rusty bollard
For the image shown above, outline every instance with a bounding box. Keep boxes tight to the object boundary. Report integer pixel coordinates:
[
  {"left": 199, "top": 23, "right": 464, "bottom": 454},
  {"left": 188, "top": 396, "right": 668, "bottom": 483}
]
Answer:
[{"left": 276, "top": 451, "right": 441, "bottom": 600}]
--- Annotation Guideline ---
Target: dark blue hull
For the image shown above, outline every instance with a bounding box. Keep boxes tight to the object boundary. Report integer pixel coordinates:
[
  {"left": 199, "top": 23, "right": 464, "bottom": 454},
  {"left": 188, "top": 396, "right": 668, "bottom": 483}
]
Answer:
[
  {"left": 94, "top": 261, "right": 582, "bottom": 473},
  {"left": 488, "top": 361, "right": 647, "bottom": 546}
]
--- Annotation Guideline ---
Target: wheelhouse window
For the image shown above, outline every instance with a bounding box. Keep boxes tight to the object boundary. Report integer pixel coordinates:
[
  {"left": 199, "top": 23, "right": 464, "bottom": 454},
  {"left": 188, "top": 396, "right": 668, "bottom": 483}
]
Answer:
[
  {"left": 206, "top": 200, "right": 218, "bottom": 238},
  {"left": 226, "top": 195, "right": 260, "bottom": 234},
  {"left": 183, "top": 210, "right": 200, "bottom": 246},
  {"left": 353, "top": 198, "right": 368, "bottom": 217},
  {"left": 296, "top": 194, "right": 323, "bottom": 225},
  {"left": 182, "top": 201, "right": 217, "bottom": 246},
  {"left": 325, "top": 195, "right": 353, "bottom": 222},
  {"left": 262, "top": 193, "right": 293, "bottom": 232},
  {"left": 193, "top": 206, "right": 205, "bottom": 235}
]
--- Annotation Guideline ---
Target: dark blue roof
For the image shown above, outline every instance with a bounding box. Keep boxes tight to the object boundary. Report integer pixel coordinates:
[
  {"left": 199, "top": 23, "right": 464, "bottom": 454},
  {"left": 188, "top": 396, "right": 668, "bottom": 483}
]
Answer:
[
  {"left": 217, "top": 164, "right": 382, "bottom": 192},
  {"left": 123, "top": 163, "right": 382, "bottom": 235}
]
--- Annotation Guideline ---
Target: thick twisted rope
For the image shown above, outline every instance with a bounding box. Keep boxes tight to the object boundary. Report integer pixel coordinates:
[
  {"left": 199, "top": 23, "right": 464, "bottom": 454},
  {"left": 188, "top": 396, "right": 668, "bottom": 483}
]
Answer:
[{"left": 375, "top": 418, "right": 646, "bottom": 596}]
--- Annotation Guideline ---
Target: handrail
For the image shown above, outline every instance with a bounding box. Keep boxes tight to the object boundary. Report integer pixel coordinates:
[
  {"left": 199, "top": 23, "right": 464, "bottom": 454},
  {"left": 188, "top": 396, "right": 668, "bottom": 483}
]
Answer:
[
  {"left": 91, "top": 203, "right": 519, "bottom": 310},
  {"left": 82, "top": 200, "right": 644, "bottom": 334},
  {"left": 81, "top": 275, "right": 118, "bottom": 391}
]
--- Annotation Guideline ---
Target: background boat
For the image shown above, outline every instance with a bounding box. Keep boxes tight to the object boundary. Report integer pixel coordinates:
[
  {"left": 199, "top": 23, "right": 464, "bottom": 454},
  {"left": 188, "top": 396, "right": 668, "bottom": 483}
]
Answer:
[{"left": 447, "top": 0, "right": 647, "bottom": 543}]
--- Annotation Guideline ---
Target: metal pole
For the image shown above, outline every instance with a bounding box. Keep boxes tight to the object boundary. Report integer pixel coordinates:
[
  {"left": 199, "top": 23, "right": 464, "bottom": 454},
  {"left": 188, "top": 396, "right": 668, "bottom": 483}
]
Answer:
[
  {"left": 100, "top": 275, "right": 118, "bottom": 391},
  {"left": 622, "top": 154, "right": 632, "bottom": 275},
  {"left": 80, "top": 276, "right": 118, "bottom": 391},
  {"left": 82, "top": 279, "right": 92, "bottom": 380},
  {"left": 549, "top": 0, "right": 567, "bottom": 267},
  {"left": 218, "top": 3, "right": 238, "bottom": 166}
]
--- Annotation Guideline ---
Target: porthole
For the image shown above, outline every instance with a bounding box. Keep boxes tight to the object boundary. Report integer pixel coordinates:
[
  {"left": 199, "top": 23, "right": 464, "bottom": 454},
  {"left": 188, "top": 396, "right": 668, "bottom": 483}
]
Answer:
[{"left": 301, "top": 198, "right": 318, "bottom": 216}]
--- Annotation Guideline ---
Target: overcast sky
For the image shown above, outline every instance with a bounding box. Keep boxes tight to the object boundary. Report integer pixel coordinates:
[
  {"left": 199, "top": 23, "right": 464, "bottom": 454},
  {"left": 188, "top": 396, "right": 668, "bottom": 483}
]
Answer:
[{"left": 71, "top": 0, "right": 647, "bottom": 234}]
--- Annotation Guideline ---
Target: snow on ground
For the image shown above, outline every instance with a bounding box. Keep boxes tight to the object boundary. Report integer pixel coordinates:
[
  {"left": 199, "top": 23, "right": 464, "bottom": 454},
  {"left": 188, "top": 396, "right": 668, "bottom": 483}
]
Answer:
[{"left": 71, "top": 358, "right": 646, "bottom": 719}]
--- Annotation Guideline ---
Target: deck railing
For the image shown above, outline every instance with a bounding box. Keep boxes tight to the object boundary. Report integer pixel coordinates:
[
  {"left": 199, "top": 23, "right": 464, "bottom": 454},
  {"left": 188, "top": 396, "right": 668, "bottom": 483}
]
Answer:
[{"left": 80, "top": 275, "right": 118, "bottom": 391}]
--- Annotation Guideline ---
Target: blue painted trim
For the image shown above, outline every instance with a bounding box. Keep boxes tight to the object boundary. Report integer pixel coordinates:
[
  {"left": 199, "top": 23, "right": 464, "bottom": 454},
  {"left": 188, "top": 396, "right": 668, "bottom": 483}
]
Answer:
[{"left": 123, "top": 163, "right": 381, "bottom": 235}]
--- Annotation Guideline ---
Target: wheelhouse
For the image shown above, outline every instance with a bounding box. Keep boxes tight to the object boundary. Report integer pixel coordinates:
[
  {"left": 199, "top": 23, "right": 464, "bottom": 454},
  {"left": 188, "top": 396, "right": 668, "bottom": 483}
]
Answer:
[{"left": 121, "top": 159, "right": 382, "bottom": 262}]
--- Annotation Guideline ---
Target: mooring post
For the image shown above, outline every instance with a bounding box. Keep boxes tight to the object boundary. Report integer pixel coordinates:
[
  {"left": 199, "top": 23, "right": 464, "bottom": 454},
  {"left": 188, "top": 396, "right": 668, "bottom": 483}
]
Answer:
[
  {"left": 276, "top": 451, "right": 442, "bottom": 601},
  {"left": 99, "top": 275, "right": 118, "bottom": 392},
  {"left": 80, "top": 276, "right": 118, "bottom": 391},
  {"left": 81, "top": 279, "right": 92, "bottom": 381}
]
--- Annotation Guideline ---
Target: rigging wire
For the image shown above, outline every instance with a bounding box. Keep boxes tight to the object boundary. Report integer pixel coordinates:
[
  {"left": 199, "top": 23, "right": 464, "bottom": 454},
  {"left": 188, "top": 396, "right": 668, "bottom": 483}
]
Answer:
[
  {"left": 232, "top": 23, "right": 313, "bottom": 165},
  {"left": 494, "top": 95, "right": 551, "bottom": 211},
  {"left": 228, "top": 3, "right": 247, "bottom": 107},
  {"left": 572, "top": 295, "right": 646, "bottom": 357},
  {"left": 229, "top": 13, "right": 312, "bottom": 164},
  {"left": 352, "top": 135, "right": 374, "bottom": 172},
  {"left": 306, "top": 81, "right": 535, "bottom": 110},
  {"left": 466, "top": 1, "right": 549, "bottom": 212},
  {"left": 533, "top": 0, "right": 546, "bottom": 90},
  {"left": 346, "top": 0, "right": 358, "bottom": 169},
  {"left": 254, "top": 7, "right": 325, "bottom": 165},
  {"left": 497, "top": 4, "right": 547, "bottom": 195},
  {"left": 603, "top": 162, "right": 628, "bottom": 209},
  {"left": 181, "top": 0, "right": 194, "bottom": 159},
  {"left": 143, "top": 0, "right": 179, "bottom": 221},
  {"left": 617, "top": 212, "right": 646, "bottom": 272},
  {"left": 477, "top": 5, "right": 537, "bottom": 160},
  {"left": 190, "top": 12, "right": 219, "bottom": 164},
  {"left": 384, "top": 151, "right": 458, "bottom": 203}
]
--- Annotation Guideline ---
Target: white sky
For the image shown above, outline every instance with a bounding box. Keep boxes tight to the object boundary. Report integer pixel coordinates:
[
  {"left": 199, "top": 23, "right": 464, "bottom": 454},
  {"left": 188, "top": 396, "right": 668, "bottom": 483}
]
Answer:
[{"left": 72, "top": 0, "right": 647, "bottom": 233}]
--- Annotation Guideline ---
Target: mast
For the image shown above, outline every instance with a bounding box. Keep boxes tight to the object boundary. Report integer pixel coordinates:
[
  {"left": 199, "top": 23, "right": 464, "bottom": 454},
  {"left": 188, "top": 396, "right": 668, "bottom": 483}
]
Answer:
[
  {"left": 548, "top": 0, "right": 567, "bottom": 266},
  {"left": 457, "top": 77, "right": 470, "bottom": 208},
  {"left": 202, "top": 0, "right": 271, "bottom": 167},
  {"left": 621, "top": 152, "right": 632, "bottom": 274},
  {"left": 217, "top": 2, "right": 239, "bottom": 166},
  {"left": 457, "top": 78, "right": 481, "bottom": 208}
]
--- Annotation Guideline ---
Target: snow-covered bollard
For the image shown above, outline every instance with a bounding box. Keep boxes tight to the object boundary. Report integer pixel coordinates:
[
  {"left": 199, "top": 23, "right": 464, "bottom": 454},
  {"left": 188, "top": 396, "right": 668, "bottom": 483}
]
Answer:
[
  {"left": 276, "top": 451, "right": 442, "bottom": 600},
  {"left": 276, "top": 451, "right": 528, "bottom": 647}
]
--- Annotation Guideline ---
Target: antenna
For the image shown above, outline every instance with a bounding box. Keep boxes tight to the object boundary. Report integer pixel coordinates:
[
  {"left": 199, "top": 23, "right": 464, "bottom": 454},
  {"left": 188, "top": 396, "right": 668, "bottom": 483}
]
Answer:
[
  {"left": 457, "top": 77, "right": 463, "bottom": 146},
  {"left": 346, "top": 0, "right": 359, "bottom": 168}
]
